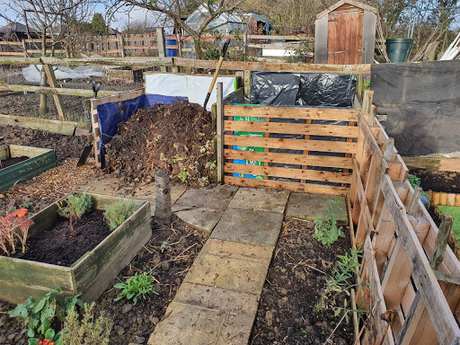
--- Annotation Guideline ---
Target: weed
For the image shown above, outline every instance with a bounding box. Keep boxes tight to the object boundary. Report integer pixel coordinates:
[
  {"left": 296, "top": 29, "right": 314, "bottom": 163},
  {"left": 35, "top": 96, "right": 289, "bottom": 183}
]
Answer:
[
  {"left": 173, "top": 154, "right": 187, "bottom": 163},
  {"left": 313, "top": 199, "right": 345, "bottom": 245},
  {"left": 104, "top": 199, "right": 135, "bottom": 231},
  {"left": 59, "top": 304, "right": 112, "bottom": 345},
  {"left": 56, "top": 193, "right": 93, "bottom": 234},
  {"left": 114, "top": 271, "right": 158, "bottom": 305},
  {"left": 178, "top": 167, "right": 188, "bottom": 182},
  {"left": 408, "top": 173, "right": 430, "bottom": 200},
  {"left": 319, "top": 247, "right": 366, "bottom": 320}
]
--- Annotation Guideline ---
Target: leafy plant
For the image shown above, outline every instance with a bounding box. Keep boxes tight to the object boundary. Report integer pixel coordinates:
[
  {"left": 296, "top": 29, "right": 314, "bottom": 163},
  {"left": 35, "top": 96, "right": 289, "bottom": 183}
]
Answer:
[
  {"left": 0, "top": 204, "right": 34, "bottom": 255},
  {"left": 318, "top": 247, "right": 365, "bottom": 320},
  {"left": 313, "top": 199, "right": 345, "bottom": 245},
  {"left": 28, "top": 328, "right": 61, "bottom": 345},
  {"left": 178, "top": 167, "right": 188, "bottom": 182},
  {"left": 104, "top": 199, "right": 135, "bottom": 231},
  {"left": 408, "top": 173, "right": 430, "bottom": 200},
  {"left": 56, "top": 193, "right": 93, "bottom": 234},
  {"left": 59, "top": 304, "right": 112, "bottom": 345},
  {"left": 114, "top": 271, "right": 158, "bottom": 305}
]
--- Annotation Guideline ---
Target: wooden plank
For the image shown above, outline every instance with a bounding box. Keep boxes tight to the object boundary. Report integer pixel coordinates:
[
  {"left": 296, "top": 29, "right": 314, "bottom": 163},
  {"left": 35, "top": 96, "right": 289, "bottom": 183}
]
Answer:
[
  {"left": 225, "top": 163, "right": 352, "bottom": 184},
  {"left": 90, "top": 88, "right": 144, "bottom": 108},
  {"left": 174, "top": 57, "right": 371, "bottom": 74},
  {"left": 374, "top": 202, "right": 397, "bottom": 275},
  {"left": 224, "top": 176, "right": 348, "bottom": 196},
  {"left": 0, "top": 84, "right": 117, "bottom": 97},
  {"left": 224, "top": 105, "right": 360, "bottom": 122},
  {"left": 447, "top": 193, "right": 456, "bottom": 206},
  {"left": 224, "top": 120, "right": 359, "bottom": 138},
  {"left": 0, "top": 115, "right": 77, "bottom": 135},
  {"left": 358, "top": 113, "right": 388, "bottom": 171},
  {"left": 224, "top": 150, "right": 352, "bottom": 169},
  {"left": 216, "top": 83, "right": 224, "bottom": 184},
  {"left": 224, "top": 135, "right": 356, "bottom": 154},
  {"left": 43, "top": 64, "right": 66, "bottom": 121},
  {"left": 381, "top": 175, "right": 460, "bottom": 344},
  {"left": 440, "top": 158, "right": 460, "bottom": 173}
]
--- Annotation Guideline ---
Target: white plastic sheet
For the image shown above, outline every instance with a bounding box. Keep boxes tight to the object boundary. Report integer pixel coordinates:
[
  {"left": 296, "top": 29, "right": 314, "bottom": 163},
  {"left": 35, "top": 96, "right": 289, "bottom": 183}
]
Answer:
[{"left": 22, "top": 65, "right": 104, "bottom": 83}]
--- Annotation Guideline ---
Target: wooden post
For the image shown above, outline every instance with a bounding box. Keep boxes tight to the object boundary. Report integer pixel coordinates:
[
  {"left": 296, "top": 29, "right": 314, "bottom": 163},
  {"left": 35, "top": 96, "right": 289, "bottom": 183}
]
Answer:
[
  {"left": 42, "top": 64, "right": 67, "bottom": 121},
  {"left": 155, "top": 169, "right": 172, "bottom": 224},
  {"left": 22, "top": 39, "right": 28, "bottom": 58},
  {"left": 176, "top": 32, "right": 183, "bottom": 58},
  {"left": 243, "top": 70, "right": 251, "bottom": 97},
  {"left": 362, "top": 89, "right": 374, "bottom": 117},
  {"left": 407, "top": 187, "right": 423, "bottom": 216},
  {"left": 243, "top": 33, "right": 248, "bottom": 57},
  {"left": 383, "top": 137, "right": 395, "bottom": 161},
  {"left": 156, "top": 28, "right": 167, "bottom": 72},
  {"left": 119, "top": 35, "right": 126, "bottom": 58},
  {"left": 432, "top": 214, "right": 455, "bottom": 270},
  {"left": 216, "top": 82, "right": 224, "bottom": 184}
]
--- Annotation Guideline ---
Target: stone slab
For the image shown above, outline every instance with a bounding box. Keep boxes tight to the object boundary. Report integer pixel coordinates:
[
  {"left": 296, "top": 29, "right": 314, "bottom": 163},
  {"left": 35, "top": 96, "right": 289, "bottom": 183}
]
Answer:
[
  {"left": 211, "top": 209, "right": 283, "bottom": 247},
  {"left": 226, "top": 187, "right": 290, "bottom": 214},
  {"left": 174, "top": 207, "right": 224, "bottom": 233},
  {"left": 201, "top": 238, "right": 274, "bottom": 264},
  {"left": 285, "top": 193, "right": 348, "bottom": 226},
  {"left": 184, "top": 248, "right": 269, "bottom": 295},
  {"left": 171, "top": 185, "right": 239, "bottom": 212},
  {"left": 148, "top": 301, "right": 256, "bottom": 345}
]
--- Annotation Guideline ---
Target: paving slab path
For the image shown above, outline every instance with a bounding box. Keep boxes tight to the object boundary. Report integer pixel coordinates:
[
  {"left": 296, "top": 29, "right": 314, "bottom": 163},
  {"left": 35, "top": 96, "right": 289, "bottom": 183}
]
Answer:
[{"left": 83, "top": 177, "right": 346, "bottom": 345}]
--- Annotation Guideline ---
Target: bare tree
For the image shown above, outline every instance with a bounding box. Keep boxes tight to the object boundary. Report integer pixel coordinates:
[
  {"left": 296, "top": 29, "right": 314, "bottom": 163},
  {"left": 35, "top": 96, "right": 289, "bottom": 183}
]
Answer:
[
  {"left": 106, "top": 0, "right": 247, "bottom": 59},
  {"left": 0, "top": 0, "right": 95, "bottom": 114}
]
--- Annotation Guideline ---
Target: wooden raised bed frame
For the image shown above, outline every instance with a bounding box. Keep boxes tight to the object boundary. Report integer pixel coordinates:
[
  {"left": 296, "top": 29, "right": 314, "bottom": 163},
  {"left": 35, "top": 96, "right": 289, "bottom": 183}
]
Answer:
[
  {"left": 0, "top": 145, "right": 56, "bottom": 194},
  {"left": 0, "top": 193, "right": 151, "bottom": 304}
]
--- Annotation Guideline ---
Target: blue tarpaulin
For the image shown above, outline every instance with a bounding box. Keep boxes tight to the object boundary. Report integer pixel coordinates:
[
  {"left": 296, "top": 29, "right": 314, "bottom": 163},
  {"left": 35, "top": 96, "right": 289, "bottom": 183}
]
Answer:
[{"left": 96, "top": 94, "right": 188, "bottom": 168}]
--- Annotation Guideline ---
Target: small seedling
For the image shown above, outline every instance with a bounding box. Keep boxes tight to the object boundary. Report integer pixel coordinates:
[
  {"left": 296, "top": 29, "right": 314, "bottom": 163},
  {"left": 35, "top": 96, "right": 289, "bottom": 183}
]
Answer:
[
  {"left": 104, "top": 198, "right": 135, "bottom": 231},
  {"left": 56, "top": 193, "right": 93, "bottom": 234},
  {"left": 313, "top": 199, "right": 344, "bottom": 245},
  {"left": 114, "top": 271, "right": 158, "bottom": 305}
]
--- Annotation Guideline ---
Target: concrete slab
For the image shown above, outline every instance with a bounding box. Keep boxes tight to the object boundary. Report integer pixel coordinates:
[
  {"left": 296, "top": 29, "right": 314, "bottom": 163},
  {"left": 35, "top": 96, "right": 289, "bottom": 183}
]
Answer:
[
  {"left": 202, "top": 238, "right": 274, "bottom": 264},
  {"left": 174, "top": 207, "right": 224, "bottom": 233},
  {"left": 171, "top": 185, "right": 239, "bottom": 212},
  {"left": 148, "top": 301, "right": 255, "bottom": 345},
  {"left": 227, "top": 187, "right": 290, "bottom": 214},
  {"left": 285, "top": 193, "right": 348, "bottom": 226},
  {"left": 184, "top": 249, "right": 269, "bottom": 295},
  {"left": 211, "top": 209, "right": 283, "bottom": 247},
  {"left": 173, "top": 282, "right": 259, "bottom": 316}
]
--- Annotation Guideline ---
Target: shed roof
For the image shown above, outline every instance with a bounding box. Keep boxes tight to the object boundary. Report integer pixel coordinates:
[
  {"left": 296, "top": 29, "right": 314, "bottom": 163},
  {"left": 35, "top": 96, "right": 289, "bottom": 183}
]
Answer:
[{"left": 317, "top": 0, "right": 377, "bottom": 19}]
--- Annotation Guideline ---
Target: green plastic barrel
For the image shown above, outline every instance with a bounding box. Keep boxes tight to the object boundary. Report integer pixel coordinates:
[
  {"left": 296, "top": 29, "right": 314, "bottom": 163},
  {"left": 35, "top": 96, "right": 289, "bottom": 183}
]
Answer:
[{"left": 386, "top": 38, "right": 413, "bottom": 63}]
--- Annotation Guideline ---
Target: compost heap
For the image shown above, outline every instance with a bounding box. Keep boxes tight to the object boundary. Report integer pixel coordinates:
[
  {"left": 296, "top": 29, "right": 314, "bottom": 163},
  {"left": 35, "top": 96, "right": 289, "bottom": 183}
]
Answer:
[{"left": 105, "top": 101, "right": 216, "bottom": 188}]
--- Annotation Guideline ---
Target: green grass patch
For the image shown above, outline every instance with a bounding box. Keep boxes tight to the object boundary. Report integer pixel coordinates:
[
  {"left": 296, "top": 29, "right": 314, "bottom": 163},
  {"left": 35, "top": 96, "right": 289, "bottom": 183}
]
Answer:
[{"left": 437, "top": 205, "right": 460, "bottom": 241}]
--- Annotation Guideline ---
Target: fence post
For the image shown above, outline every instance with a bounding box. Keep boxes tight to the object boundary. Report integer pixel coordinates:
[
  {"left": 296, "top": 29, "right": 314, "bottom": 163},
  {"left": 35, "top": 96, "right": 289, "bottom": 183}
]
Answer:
[
  {"left": 156, "top": 27, "right": 167, "bottom": 72},
  {"left": 216, "top": 82, "right": 224, "bottom": 184},
  {"left": 119, "top": 35, "right": 126, "bottom": 57},
  {"left": 22, "top": 39, "right": 28, "bottom": 58},
  {"left": 43, "top": 64, "right": 67, "bottom": 121},
  {"left": 243, "top": 33, "right": 248, "bottom": 57}
]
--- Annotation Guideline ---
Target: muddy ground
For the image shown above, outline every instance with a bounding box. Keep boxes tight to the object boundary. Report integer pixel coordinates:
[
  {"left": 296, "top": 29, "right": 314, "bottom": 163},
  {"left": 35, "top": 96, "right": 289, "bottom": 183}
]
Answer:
[{"left": 410, "top": 167, "right": 460, "bottom": 194}]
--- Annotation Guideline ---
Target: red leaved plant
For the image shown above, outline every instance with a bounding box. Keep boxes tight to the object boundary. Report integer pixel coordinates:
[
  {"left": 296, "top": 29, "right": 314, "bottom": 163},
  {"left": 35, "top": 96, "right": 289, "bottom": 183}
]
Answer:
[{"left": 0, "top": 205, "right": 34, "bottom": 256}]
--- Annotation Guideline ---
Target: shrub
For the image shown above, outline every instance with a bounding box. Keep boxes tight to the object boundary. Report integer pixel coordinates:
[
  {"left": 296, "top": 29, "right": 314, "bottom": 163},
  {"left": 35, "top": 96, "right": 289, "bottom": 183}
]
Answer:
[
  {"left": 0, "top": 204, "right": 34, "bottom": 255},
  {"left": 104, "top": 199, "right": 135, "bottom": 231},
  {"left": 56, "top": 193, "right": 93, "bottom": 234}
]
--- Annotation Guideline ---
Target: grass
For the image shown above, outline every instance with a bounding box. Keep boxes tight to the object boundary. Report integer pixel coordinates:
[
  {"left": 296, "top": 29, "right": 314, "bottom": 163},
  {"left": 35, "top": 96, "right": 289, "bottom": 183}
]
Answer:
[{"left": 437, "top": 205, "right": 460, "bottom": 241}]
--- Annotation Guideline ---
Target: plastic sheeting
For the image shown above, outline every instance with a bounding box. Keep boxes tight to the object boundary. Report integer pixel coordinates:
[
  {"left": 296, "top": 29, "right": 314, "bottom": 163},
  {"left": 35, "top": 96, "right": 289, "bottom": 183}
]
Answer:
[
  {"left": 249, "top": 71, "right": 356, "bottom": 107},
  {"left": 23, "top": 65, "right": 104, "bottom": 83},
  {"left": 371, "top": 60, "right": 460, "bottom": 156},
  {"left": 144, "top": 74, "right": 237, "bottom": 111},
  {"left": 97, "top": 94, "right": 188, "bottom": 168}
]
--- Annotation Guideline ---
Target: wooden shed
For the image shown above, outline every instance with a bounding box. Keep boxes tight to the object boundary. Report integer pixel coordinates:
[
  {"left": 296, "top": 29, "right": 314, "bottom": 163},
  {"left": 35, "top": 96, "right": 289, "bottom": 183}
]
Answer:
[{"left": 314, "top": 0, "right": 376, "bottom": 65}]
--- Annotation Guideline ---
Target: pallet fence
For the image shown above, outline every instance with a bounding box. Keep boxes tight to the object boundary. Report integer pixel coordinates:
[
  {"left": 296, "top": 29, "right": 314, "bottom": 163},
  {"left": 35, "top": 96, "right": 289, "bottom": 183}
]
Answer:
[{"left": 349, "top": 92, "right": 460, "bottom": 344}]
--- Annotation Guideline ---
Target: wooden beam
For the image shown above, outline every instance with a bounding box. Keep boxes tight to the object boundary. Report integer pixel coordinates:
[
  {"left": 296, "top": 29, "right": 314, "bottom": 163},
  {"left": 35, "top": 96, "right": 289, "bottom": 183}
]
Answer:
[
  {"left": 0, "top": 84, "right": 117, "bottom": 97},
  {"left": 43, "top": 64, "right": 66, "bottom": 121},
  {"left": 216, "top": 82, "right": 224, "bottom": 184}
]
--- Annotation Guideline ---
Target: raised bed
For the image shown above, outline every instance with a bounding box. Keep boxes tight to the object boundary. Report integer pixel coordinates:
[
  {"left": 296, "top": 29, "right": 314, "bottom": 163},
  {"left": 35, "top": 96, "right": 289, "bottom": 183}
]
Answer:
[
  {"left": 0, "top": 144, "right": 56, "bottom": 194},
  {"left": 0, "top": 192, "right": 152, "bottom": 304}
]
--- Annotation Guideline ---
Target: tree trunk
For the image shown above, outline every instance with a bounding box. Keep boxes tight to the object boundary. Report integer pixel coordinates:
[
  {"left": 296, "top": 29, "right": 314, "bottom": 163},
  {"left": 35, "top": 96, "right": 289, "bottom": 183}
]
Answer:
[{"left": 193, "top": 37, "right": 202, "bottom": 60}]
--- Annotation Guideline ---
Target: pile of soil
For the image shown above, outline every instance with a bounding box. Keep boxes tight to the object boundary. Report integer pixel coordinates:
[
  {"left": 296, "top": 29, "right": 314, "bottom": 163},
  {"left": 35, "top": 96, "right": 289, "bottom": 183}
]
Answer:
[
  {"left": 21, "top": 210, "right": 111, "bottom": 267},
  {"left": 250, "top": 218, "right": 354, "bottom": 345},
  {"left": 0, "top": 218, "right": 208, "bottom": 345},
  {"left": 105, "top": 101, "right": 216, "bottom": 188},
  {"left": 410, "top": 168, "right": 460, "bottom": 194},
  {"left": 0, "top": 125, "right": 89, "bottom": 163}
]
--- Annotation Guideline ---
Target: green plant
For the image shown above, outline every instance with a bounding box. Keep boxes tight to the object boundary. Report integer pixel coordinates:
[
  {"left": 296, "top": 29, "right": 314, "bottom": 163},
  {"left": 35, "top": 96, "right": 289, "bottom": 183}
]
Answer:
[
  {"left": 59, "top": 304, "right": 112, "bottom": 345},
  {"left": 114, "top": 271, "right": 158, "bottom": 305},
  {"left": 319, "top": 247, "right": 365, "bottom": 320},
  {"left": 361, "top": 78, "right": 371, "bottom": 95},
  {"left": 28, "top": 328, "right": 61, "bottom": 345},
  {"left": 56, "top": 193, "right": 93, "bottom": 234},
  {"left": 104, "top": 199, "right": 135, "bottom": 231},
  {"left": 0, "top": 204, "right": 34, "bottom": 255},
  {"left": 408, "top": 173, "right": 430, "bottom": 200},
  {"left": 313, "top": 199, "right": 345, "bottom": 245},
  {"left": 178, "top": 167, "right": 188, "bottom": 182}
]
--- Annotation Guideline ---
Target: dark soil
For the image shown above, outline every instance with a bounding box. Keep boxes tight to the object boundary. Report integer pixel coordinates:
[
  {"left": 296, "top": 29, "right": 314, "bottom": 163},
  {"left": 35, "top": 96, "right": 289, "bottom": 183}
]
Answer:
[
  {"left": 0, "top": 126, "right": 88, "bottom": 163},
  {"left": 410, "top": 168, "right": 460, "bottom": 193},
  {"left": 250, "top": 218, "right": 354, "bottom": 345},
  {"left": 105, "top": 101, "right": 216, "bottom": 188},
  {"left": 0, "top": 218, "right": 208, "bottom": 345},
  {"left": 0, "top": 156, "right": 29, "bottom": 169},
  {"left": 19, "top": 210, "right": 111, "bottom": 267}
]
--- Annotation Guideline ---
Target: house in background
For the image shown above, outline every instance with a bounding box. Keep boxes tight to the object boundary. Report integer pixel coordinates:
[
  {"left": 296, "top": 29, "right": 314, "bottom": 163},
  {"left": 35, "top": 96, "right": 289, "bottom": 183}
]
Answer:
[{"left": 0, "top": 22, "right": 39, "bottom": 41}]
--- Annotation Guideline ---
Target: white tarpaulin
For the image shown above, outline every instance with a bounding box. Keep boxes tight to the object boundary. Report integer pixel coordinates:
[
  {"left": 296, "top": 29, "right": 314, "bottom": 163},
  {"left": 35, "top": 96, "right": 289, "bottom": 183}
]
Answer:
[
  {"left": 144, "top": 73, "right": 237, "bottom": 110},
  {"left": 23, "top": 65, "right": 104, "bottom": 83}
]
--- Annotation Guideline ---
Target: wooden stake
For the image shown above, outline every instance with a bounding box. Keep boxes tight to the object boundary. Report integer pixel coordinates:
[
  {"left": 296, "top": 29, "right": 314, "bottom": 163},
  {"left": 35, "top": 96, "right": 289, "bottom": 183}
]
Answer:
[
  {"left": 156, "top": 28, "right": 166, "bottom": 72},
  {"left": 155, "top": 169, "right": 172, "bottom": 224},
  {"left": 431, "top": 214, "right": 455, "bottom": 270},
  {"left": 43, "top": 64, "right": 67, "bottom": 121},
  {"left": 407, "top": 187, "right": 423, "bottom": 216}
]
